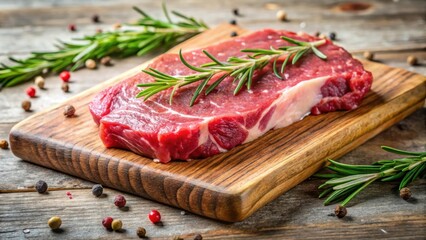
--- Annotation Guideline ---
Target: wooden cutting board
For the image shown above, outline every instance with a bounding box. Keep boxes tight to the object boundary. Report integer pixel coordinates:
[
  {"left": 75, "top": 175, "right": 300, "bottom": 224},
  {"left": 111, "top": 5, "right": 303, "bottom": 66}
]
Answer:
[{"left": 9, "top": 24, "right": 426, "bottom": 222}]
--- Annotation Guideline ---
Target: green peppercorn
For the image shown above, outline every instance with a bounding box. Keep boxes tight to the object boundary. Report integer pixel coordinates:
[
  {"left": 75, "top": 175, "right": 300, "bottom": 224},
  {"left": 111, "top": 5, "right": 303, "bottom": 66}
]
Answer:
[
  {"left": 48, "top": 216, "right": 62, "bottom": 230},
  {"left": 111, "top": 219, "right": 122, "bottom": 231},
  {"left": 91, "top": 184, "right": 103, "bottom": 197},
  {"left": 136, "top": 227, "right": 146, "bottom": 238},
  {"left": 35, "top": 180, "right": 48, "bottom": 193}
]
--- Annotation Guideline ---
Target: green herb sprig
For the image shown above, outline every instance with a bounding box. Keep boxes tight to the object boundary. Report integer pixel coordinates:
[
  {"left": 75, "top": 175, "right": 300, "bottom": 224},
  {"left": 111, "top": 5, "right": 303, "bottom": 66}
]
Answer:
[
  {"left": 136, "top": 37, "right": 327, "bottom": 106},
  {"left": 0, "top": 3, "right": 208, "bottom": 89},
  {"left": 316, "top": 146, "right": 426, "bottom": 206}
]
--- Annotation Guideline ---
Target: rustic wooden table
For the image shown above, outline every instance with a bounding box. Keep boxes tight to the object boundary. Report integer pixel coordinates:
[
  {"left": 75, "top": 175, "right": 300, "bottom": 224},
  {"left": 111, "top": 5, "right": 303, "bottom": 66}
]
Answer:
[{"left": 0, "top": 0, "right": 425, "bottom": 239}]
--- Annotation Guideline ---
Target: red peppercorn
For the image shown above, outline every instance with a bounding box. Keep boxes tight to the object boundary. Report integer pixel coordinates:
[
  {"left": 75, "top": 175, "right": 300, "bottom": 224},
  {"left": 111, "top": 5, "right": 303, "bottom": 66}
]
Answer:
[
  {"left": 59, "top": 71, "right": 71, "bottom": 82},
  {"left": 68, "top": 24, "right": 77, "bottom": 31},
  {"left": 26, "top": 87, "right": 36, "bottom": 98},
  {"left": 114, "top": 195, "right": 126, "bottom": 208},
  {"left": 102, "top": 216, "right": 113, "bottom": 230},
  {"left": 148, "top": 210, "right": 161, "bottom": 224}
]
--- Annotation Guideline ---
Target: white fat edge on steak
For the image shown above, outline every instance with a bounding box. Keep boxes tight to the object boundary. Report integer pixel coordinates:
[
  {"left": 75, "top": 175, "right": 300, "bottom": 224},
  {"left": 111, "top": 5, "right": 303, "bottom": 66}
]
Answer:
[
  {"left": 243, "top": 76, "right": 328, "bottom": 143},
  {"left": 194, "top": 76, "right": 329, "bottom": 155}
]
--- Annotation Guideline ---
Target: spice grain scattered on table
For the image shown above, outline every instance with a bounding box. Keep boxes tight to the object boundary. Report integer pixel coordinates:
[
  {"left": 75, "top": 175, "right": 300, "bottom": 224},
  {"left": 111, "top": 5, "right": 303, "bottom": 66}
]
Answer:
[
  {"left": 21, "top": 100, "right": 31, "bottom": 111},
  {"left": 114, "top": 194, "right": 126, "bottom": 208},
  {"left": 363, "top": 51, "right": 374, "bottom": 60},
  {"left": 85, "top": 59, "right": 97, "bottom": 69},
  {"left": 62, "top": 82, "right": 70, "bottom": 93},
  {"left": 63, "top": 104, "right": 76, "bottom": 117},
  {"left": 111, "top": 219, "right": 122, "bottom": 231},
  {"left": 48, "top": 216, "right": 62, "bottom": 230},
  {"left": 26, "top": 87, "right": 36, "bottom": 98},
  {"left": 0, "top": 139, "right": 8, "bottom": 149},
  {"left": 92, "top": 184, "right": 103, "bottom": 197},
  {"left": 407, "top": 55, "right": 417, "bottom": 66},
  {"left": 34, "top": 76, "right": 45, "bottom": 89},
  {"left": 334, "top": 205, "right": 347, "bottom": 218},
  {"left": 148, "top": 209, "right": 161, "bottom": 224},
  {"left": 59, "top": 71, "right": 71, "bottom": 82},
  {"left": 35, "top": 180, "right": 48, "bottom": 193},
  {"left": 400, "top": 187, "right": 412, "bottom": 200},
  {"left": 276, "top": 10, "right": 287, "bottom": 21},
  {"left": 102, "top": 217, "right": 114, "bottom": 230},
  {"left": 136, "top": 227, "right": 146, "bottom": 238}
]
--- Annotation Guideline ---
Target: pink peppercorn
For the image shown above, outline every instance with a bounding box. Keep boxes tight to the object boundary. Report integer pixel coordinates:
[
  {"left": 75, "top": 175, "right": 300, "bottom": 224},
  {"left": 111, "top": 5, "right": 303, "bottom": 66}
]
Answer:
[
  {"left": 114, "top": 195, "right": 126, "bottom": 208},
  {"left": 59, "top": 71, "right": 71, "bottom": 82},
  {"left": 102, "top": 216, "right": 113, "bottom": 230},
  {"left": 148, "top": 209, "right": 161, "bottom": 224},
  {"left": 68, "top": 24, "right": 76, "bottom": 31},
  {"left": 26, "top": 87, "right": 36, "bottom": 98}
]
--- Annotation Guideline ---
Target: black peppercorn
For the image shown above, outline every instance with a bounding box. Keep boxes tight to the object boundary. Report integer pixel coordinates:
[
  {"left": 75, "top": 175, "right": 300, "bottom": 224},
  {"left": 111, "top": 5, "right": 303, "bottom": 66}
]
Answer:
[
  {"left": 194, "top": 234, "right": 203, "bottom": 240},
  {"left": 334, "top": 205, "right": 347, "bottom": 218},
  {"left": 230, "top": 31, "right": 238, "bottom": 37},
  {"left": 35, "top": 180, "right": 48, "bottom": 193},
  {"left": 92, "top": 14, "right": 100, "bottom": 23},
  {"left": 229, "top": 19, "right": 237, "bottom": 25},
  {"left": 232, "top": 8, "right": 240, "bottom": 16},
  {"left": 92, "top": 184, "right": 103, "bottom": 197},
  {"left": 400, "top": 187, "right": 412, "bottom": 200},
  {"left": 329, "top": 32, "right": 336, "bottom": 40}
]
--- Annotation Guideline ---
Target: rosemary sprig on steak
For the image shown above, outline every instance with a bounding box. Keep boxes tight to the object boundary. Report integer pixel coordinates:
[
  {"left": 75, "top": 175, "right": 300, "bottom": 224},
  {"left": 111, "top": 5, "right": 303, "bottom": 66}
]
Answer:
[
  {"left": 315, "top": 146, "right": 426, "bottom": 206},
  {"left": 137, "top": 36, "right": 327, "bottom": 106},
  {"left": 0, "top": 3, "right": 208, "bottom": 89}
]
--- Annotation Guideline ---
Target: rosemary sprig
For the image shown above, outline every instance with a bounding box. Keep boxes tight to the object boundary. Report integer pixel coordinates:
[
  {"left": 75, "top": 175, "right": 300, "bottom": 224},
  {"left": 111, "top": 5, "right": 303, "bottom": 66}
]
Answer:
[
  {"left": 136, "top": 36, "right": 327, "bottom": 106},
  {"left": 316, "top": 146, "right": 426, "bottom": 206},
  {"left": 0, "top": 3, "right": 208, "bottom": 89}
]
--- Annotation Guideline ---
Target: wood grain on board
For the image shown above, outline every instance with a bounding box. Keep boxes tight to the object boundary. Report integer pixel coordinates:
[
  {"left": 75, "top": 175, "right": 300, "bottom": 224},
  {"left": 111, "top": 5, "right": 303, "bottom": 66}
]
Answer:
[{"left": 8, "top": 24, "right": 426, "bottom": 222}]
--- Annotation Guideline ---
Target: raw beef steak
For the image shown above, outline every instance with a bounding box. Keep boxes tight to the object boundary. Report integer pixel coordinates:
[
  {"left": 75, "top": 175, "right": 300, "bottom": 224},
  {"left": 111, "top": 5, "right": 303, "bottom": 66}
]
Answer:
[{"left": 89, "top": 29, "right": 373, "bottom": 163}]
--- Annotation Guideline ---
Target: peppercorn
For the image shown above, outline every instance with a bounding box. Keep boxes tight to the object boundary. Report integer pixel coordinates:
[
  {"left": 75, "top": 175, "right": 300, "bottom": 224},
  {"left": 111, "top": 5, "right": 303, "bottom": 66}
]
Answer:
[
  {"left": 229, "top": 19, "right": 237, "bottom": 25},
  {"left": 63, "top": 104, "right": 76, "bottom": 117},
  {"left": 102, "top": 216, "right": 113, "bottom": 230},
  {"left": 400, "top": 187, "right": 412, "bottom": 200},
  {"left": 407, "top": 56, "right": 418, "bottom": 66},
  {"left": 48, "top": 216, "right": 62, "bottom": 230},
  {"left": 173, "top": 237, "right": 184, "bottom": 240},
  {"left": 194, "top": 234, "right": 203, "bottom": 240},
  {"left": 68, "top": 24, "right": 77, "bottom": 32},
  {"left": 363, "top": 51, "right": 374, "bottom": 61},
  {"left": 26, "top": 86, "right": 36, "bottom": 98},
  {"left": 114, "top": 194, "right": 126, "bottom": 208},
  {"left": 314, "top": 31, "right": 321, "bottom": 37},
  {"left": 0, "top": 139, "right": 8, "bottom": 149},
  {"left": 230, "top": 31, "right": 238, "bottom": 37},
  {"left": 34, "top": 76, "right": 45, "bottom": 89},
  {"left": 100, "top": 56, "right": 112, "bottom": 66},
  {"left": 232, "top": 8, "right": 240, "bottom": 16},
  {"left": 276, "top": 10, "right": 287, "bottom": 21},
  {"left": 92, "top": 14, "right": 100, "bottom": 23},
  {"left": 96, "top": 28, "right": 103, "bottom": 34},
  {"left": 35, "top": 180, "right": 48, "bottom": 193},
  {"left": 111, "top": 219, "right": 122, "bottom": 231},
  {"left": 113, "top": 23, "right": 122, "bottom": 30},
  {"left": 62, "top": 82, "right": 70, "bottom": 93},
  {"left": 334, "top": 205, "right": 347, "bottom": 218},
  {"left": 148, "top": 209, "right": 161, "bottom": 224},
  {"left": 59, "top": 71, "right": 71, "bottom": 82},
  {"left": 92, "top": 184, "right": 103, "bottom": 197},
  {"left": 85, "top": 59, "right": 97, "bottom": 69},
  {"left": 21, "top": 100, "right": 31, "bottom": 112},
  {"left": 329, "top": 32, "right": 336, "bottom": 40},
  {"left": 136, "top": 227, "right": 146, "bottom": 238}
]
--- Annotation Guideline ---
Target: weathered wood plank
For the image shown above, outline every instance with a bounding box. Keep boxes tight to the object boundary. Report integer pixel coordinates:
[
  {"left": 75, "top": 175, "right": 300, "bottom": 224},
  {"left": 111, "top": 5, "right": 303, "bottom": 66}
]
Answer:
[
  {"left": 0, "top": 179, "right": 424, "bottom": 239},
  {"left": 0, "top": 0, "right": 424, "bottom": 54}
]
